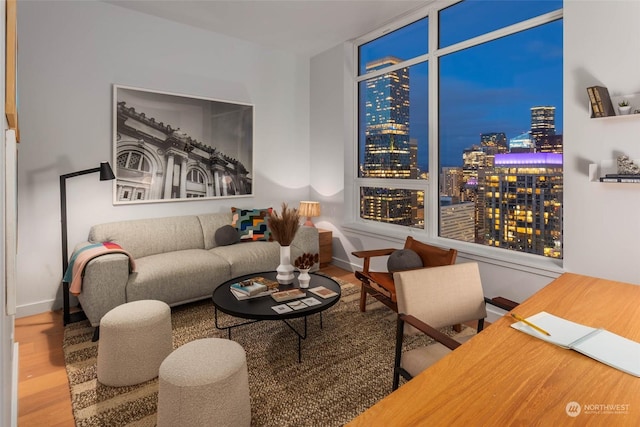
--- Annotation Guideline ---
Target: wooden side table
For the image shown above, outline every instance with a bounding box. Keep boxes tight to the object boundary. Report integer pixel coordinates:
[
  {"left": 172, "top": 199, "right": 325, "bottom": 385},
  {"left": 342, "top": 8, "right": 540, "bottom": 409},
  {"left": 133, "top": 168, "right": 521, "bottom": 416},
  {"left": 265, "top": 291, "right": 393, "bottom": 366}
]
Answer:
[{"left": 317, "top": 228, "right": 332, "bottom": 267}]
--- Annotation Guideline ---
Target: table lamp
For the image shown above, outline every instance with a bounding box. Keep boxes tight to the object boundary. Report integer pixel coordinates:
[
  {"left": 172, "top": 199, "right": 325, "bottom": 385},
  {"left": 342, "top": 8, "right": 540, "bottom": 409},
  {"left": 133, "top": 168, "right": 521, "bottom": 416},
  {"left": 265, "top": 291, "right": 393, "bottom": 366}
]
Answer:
[{"left": 298, "top": 201, "right": 320, "bottom": 227}]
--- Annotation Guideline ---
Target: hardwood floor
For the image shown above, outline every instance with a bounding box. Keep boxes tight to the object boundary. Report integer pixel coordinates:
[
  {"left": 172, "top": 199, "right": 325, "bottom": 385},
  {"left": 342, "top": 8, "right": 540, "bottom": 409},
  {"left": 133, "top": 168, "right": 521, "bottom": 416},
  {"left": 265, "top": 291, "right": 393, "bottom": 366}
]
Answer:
[{"left": 14, "top": 265, "right": 357, "bottom": 426}]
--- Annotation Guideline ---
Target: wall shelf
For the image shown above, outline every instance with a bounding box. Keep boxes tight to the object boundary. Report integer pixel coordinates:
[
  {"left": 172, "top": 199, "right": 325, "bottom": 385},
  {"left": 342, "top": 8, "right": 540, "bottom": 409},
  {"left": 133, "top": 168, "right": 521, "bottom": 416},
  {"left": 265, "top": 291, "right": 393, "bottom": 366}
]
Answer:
[
  {"left": 589, "top": 92, "right": 640, "bottom": 119},
  {"left": 589, "top": 159, "right": 640, "bottom": 183}
]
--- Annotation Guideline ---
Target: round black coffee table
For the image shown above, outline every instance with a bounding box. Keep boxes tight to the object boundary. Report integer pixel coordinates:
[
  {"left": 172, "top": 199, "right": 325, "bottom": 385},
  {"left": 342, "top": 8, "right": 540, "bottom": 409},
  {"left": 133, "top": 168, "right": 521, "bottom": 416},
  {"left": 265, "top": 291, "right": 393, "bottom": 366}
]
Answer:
[{"left": 212, "top": 271, "right": 341, "bottom": 362}]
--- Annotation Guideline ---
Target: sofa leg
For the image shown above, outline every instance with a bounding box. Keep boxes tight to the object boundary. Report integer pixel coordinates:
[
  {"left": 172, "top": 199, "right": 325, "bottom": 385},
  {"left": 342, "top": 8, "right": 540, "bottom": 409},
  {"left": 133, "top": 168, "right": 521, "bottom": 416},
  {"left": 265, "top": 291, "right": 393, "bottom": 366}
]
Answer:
[{"left": 92, "top": 327, "right": 100, "bottom": 342}]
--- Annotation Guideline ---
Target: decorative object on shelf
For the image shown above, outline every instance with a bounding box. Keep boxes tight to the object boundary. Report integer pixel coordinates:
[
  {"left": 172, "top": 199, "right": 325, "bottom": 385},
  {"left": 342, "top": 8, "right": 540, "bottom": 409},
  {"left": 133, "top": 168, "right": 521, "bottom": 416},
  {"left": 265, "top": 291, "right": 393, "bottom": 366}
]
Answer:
[
  {"left": 617, "top": 155, "right": 640, "bottom": 174},
  {"left": 268, "top": 203, "right": 300, "bottom": 284},
  {"left": 618, "top": 99, "right": 632, "bottom": 115},
  {"left": 587, "top": 86, "right": 615, "bottom": 117},
  {"left": 298, "top": 201, "right": 321, "bottom": 227},
  {"left": 60, "top": 162, "right": 116, "bottom": 326},
  {"left": 294, "top": 253, "right": 319, "bottom": 288}
]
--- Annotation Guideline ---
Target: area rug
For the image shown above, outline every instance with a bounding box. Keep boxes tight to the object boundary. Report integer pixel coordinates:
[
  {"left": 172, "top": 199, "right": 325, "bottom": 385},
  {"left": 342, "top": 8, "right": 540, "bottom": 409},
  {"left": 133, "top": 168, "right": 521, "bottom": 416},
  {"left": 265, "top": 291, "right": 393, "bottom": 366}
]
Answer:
[{"left": 63, "top": 277, "right": 469, "bottom": 426}]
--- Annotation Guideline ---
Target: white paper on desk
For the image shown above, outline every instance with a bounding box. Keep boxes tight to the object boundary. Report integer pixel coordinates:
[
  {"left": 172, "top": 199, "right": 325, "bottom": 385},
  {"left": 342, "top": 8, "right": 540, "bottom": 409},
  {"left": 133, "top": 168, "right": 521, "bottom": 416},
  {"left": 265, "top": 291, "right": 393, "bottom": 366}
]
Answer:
[
  {"left": 570, "top": 329, "right": 640, "bottom": 377},
  {"left": 510, "top": 311, "right": 596, "bottom": 348},
  {"left": 511, "top": 311, "right": 640, "bottom": 377}
]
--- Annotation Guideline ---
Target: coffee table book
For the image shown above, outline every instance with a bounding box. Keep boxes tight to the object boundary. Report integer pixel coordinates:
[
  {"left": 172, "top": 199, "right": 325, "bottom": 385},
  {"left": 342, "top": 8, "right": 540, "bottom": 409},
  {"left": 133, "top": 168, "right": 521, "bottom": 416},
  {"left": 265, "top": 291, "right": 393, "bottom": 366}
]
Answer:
[
  {"left": 309, "top": 286, "right": 338, "bottom": 299},
  {"left": 271, "top": 289, "right": 306, "bottom": 302},
  {"left": 230, "top": 280, "right": 268, "bottom": 296},
  {"left": 230, "top": 288, "right": 276, "bottom": 301}
]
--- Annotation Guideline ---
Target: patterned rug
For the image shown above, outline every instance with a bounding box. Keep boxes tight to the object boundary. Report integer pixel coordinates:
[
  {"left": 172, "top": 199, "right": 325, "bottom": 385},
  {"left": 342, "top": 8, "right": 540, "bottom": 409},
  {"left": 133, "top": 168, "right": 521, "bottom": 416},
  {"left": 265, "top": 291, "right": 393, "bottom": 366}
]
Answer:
[{"left": 63, "top": 277, "right": 467, "bottom": 426}]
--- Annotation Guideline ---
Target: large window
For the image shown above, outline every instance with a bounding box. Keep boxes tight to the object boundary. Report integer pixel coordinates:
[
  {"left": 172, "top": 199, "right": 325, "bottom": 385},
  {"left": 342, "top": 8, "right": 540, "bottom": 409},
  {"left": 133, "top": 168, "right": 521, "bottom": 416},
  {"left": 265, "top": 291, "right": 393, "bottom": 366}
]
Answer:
[{"left": 355, "top": 0, "right": 563, "bottom": 258}]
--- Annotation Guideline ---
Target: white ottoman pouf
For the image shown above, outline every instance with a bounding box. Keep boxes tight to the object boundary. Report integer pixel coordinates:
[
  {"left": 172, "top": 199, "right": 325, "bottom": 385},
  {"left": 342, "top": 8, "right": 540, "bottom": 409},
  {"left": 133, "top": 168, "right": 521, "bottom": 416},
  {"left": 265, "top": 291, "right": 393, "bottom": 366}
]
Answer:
[
  {"left": 97, "top": 300, "right": 173, "bottom": 387},
  {"left": 157, "top": 338, "right": 251, "bottom": 427}
]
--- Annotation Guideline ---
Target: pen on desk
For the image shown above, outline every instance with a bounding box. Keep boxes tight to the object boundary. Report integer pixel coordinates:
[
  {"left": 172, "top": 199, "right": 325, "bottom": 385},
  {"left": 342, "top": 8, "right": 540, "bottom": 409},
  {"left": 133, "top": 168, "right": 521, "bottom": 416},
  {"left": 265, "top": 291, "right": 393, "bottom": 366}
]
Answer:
[{"left": 511, "top": 313, "right": 551, "bottom": 336}]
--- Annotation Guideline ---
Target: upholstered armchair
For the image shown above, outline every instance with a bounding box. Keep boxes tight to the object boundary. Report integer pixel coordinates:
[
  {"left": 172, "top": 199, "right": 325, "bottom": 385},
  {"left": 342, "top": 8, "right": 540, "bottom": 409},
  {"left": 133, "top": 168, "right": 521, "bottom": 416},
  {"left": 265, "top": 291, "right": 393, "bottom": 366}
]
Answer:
[{"left": 392, "top": 262, "right": 518, "bottom": 390}]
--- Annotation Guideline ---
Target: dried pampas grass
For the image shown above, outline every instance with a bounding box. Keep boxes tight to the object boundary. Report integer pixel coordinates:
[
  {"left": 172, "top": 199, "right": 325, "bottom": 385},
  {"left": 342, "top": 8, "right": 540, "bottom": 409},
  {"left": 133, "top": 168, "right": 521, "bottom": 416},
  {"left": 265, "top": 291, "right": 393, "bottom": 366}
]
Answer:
[{"left": 268, "top": 203, "right": 300, "bottom": 246}]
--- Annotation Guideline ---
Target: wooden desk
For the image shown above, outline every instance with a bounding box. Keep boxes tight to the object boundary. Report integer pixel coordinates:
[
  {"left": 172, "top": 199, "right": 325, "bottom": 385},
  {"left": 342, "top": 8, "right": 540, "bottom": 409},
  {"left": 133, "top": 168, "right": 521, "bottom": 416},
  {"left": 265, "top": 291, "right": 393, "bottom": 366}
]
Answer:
[{"left": 347, "top": 273, "right": 640, "bottom": 426}]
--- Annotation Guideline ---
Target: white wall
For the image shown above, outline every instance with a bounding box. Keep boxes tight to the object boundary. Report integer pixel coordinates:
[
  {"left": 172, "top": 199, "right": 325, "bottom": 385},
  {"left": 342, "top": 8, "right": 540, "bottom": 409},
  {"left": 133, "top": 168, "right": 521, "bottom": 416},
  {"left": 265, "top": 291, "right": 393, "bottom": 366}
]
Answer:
[
  {"left": 308, "top": 0, "right": 640, "bottom": 309},
  {"left": 562, "top": 0, "right": 640, "bottom": 283},
  {"left": 16, "top": 1, "right": 311, "bottom": 316}
]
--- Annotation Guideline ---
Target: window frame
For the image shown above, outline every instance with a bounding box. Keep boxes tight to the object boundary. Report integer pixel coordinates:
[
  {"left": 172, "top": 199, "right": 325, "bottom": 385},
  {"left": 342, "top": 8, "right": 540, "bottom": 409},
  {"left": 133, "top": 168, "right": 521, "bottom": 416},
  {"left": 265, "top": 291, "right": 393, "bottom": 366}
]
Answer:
[{"left": 346, "top": 0, "right": 564, "bottom": 274}]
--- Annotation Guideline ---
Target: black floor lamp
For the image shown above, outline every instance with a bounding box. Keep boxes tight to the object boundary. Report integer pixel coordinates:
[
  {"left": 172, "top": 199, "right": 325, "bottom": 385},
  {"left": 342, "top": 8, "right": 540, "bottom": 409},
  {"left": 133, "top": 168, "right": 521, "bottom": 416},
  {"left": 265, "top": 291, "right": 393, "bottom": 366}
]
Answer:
[{"left": 61, "top": 161, "right": 115, "bottom": 325}]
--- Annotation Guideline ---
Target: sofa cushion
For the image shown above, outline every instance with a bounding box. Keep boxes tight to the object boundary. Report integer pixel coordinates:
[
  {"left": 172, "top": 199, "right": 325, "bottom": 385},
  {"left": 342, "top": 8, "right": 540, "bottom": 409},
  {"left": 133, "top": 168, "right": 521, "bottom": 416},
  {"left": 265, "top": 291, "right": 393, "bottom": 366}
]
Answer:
[
  {"left": 231, "top": 207, "right": 272, "bottom": 241},
  {"left": 89, "top": 216, "right": 205, "bottom": 259},
  {"left": 210, "top": 241, "right": 280, "bottom": 278},
  {"left": 215, "top": 225, "right": 240, "bottom": 246},
  {"left": 126, "top": 249, "right": 231, "bottom": 304},
  {"left": 198, "top": 212, "right": 234, "bottom": 250}
]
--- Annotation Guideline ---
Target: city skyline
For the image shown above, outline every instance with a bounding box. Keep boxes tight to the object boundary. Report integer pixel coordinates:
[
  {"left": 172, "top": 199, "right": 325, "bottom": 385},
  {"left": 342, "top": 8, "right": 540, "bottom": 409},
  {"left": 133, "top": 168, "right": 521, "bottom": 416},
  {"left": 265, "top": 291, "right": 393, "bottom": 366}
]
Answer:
[
  {"left": 358, "top": 1, "right": 563, "bottom": 257},
  {"left": 359, "top": 1, "right": 563, "bottom": 170}
]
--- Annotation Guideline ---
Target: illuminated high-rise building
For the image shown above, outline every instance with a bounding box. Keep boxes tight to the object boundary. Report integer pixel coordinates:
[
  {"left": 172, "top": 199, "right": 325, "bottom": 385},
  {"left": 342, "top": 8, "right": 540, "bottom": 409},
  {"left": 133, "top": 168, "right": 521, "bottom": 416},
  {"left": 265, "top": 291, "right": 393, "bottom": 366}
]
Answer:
[
  {"left": 362, "top": 56, "right": 410, "bottom": 178},
  {"left": 360, "top": 56, "right": 414, "bottom": 225},
  {"left": 440, "top": 198, "right": 475, "bottom": 243},
  {"left": 484, "top": 152, "right": 563, "bottom": 258},
  {"left": 530, "top": 106, "right": 556, "bottom": 150},
  {"left": 480, "top": 132, "right": 508, "bottom": 155},
  {"left": 509, "top": 131, "right": 535, "bottom": 153}
]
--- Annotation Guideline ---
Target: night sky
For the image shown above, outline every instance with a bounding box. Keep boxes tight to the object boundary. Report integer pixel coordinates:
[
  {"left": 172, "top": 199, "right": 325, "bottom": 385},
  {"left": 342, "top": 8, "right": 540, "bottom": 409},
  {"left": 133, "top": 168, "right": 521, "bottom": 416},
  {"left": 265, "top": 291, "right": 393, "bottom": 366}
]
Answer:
[{"left": 359, "top": 0, "right": 563, "bottom": 170}]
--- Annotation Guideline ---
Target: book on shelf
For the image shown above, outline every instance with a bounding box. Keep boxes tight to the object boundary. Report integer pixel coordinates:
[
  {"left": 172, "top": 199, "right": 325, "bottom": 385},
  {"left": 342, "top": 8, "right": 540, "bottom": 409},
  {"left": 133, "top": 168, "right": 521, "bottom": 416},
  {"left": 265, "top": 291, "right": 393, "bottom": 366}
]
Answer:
[
  {"left": 586, "top": 86, "right": 602, "bottom": 117},
  {"left": 599, "top": 174, "right": 640, "bottom": 183},
  {"left": 308, "top": 286, "right": 338, "bottom": 299},
  {"left": 230, "top": 280, "right": 268, "bottom": 296},
  {"left": 230, "top": 287, "right": 275, "bottom": 300},
  {"left": 587, "top": 86, "right": 616, "bottom": 117},
  {"left": 271, "top": 288, "right": 306, "bottom": 302},
  {"left": 511, "top": 311, "right": 640, "bottom": 377}
]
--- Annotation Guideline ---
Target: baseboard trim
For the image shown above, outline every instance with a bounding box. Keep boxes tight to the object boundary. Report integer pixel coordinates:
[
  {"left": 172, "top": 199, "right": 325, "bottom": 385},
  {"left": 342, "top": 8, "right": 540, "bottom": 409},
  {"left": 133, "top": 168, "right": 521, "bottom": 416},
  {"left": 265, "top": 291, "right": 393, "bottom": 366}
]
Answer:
[{"left": 15, "top": 299, "right": 58, "bottom": 319}]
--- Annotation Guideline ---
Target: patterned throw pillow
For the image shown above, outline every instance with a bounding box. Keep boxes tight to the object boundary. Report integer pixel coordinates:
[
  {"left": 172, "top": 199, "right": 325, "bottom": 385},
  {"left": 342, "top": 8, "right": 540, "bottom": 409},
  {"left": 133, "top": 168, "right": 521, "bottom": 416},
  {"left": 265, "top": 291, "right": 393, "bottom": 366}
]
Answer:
[{"left": 231, "top": 207, "right": 272, "bottom": 241}]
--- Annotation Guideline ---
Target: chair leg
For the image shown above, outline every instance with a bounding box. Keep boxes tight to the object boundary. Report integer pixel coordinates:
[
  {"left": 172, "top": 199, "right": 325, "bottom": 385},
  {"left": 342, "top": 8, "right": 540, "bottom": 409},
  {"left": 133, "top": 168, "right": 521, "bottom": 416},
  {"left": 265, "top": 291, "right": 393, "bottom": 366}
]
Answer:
[
  {"left": 392, "top": 316, "right": 405, "bottom": 391},
  {"left": 359, "top": 281, "right": 368, "bottom": 312}
]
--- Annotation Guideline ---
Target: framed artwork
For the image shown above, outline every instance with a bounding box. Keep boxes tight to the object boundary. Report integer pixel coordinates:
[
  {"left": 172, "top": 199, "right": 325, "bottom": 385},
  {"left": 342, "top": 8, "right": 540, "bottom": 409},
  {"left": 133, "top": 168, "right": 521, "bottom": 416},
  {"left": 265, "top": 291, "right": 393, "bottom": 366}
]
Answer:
[{"left": 113, "top": 85, "right": 254, "bottom": 204}]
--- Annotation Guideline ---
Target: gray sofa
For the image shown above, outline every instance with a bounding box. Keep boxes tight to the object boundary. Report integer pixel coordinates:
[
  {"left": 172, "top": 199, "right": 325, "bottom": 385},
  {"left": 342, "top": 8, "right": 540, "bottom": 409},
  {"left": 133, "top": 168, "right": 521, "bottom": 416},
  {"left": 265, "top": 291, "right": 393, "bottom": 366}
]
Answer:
[{"left": 75, "top": 212, "right": 319, "bottom": 327}]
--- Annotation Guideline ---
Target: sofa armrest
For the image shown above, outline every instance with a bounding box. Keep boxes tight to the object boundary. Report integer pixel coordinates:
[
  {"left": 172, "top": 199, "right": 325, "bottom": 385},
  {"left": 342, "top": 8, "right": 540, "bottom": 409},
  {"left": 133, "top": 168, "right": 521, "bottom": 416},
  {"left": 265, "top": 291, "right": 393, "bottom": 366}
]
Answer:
[
  {"left": 76, "top": 253, "right": 130, "bottom": 327},
  {"left": 290, "top": 227, "right": 320, "bottom": 271}
]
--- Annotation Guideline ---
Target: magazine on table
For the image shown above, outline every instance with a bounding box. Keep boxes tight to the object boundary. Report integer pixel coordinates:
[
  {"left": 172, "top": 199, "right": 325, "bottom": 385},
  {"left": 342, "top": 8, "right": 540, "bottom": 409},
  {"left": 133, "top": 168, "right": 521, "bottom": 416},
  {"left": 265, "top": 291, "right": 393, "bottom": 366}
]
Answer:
[
  {"left": 309, "top": 286, "right": 338, "bottom": 299},
  {"left": 230, "top": 288, "right": 276, "bottom": 300},
  {"left": 271, "top": 289, "right": 306, "bottom": 302}
]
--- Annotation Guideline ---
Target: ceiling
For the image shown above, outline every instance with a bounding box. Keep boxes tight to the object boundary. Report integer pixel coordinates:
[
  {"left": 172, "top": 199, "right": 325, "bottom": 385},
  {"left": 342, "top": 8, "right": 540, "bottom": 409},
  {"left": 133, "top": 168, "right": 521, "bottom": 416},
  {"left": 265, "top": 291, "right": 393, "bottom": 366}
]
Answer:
[{"left": 105, "top": 0, "right": 427, "bottom": 57}]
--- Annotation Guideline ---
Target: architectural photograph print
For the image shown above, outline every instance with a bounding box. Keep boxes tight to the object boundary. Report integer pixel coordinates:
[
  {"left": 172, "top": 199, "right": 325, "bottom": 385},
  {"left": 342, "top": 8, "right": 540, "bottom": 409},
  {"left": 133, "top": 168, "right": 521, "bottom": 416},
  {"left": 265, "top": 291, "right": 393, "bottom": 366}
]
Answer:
[{"left": 113, "top": 85, "right": 253, "bottom": 204}]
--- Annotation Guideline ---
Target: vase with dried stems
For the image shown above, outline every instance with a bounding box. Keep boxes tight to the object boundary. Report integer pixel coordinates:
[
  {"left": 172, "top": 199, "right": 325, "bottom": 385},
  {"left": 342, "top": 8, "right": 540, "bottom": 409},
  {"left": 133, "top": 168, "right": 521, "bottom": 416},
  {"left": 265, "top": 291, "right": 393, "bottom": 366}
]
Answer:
[
  {"left": 294, "top": 253, "right": 319, "bottom": 288},
  {"left": 268, "top": 203, "right": 300, "bottom": 284}
]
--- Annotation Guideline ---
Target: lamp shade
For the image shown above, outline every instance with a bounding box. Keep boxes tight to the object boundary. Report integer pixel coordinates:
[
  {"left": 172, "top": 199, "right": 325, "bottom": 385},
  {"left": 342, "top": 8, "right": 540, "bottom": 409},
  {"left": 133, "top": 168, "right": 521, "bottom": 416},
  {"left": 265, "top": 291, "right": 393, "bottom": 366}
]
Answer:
[
  {"left": 299, "top": 201, "right": 320, "bottom": 227},
  {"left": 99, "top": 161, "right": 116, "bottom": 181}
]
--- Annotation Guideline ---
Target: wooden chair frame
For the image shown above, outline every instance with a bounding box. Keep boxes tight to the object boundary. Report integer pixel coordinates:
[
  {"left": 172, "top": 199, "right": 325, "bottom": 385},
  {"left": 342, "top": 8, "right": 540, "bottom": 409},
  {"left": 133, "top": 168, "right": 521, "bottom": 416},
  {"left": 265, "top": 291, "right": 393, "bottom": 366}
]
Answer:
[{"left": 352, "top": 237, "right": 458, "bottom": 313}]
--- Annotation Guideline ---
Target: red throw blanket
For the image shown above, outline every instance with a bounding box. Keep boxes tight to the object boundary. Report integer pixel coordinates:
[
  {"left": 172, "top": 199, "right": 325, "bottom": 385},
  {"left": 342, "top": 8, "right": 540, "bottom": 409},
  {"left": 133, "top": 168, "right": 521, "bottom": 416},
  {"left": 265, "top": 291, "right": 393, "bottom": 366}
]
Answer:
[{"left": 64, "top": 242, "right": 135, "bottom": 295}]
